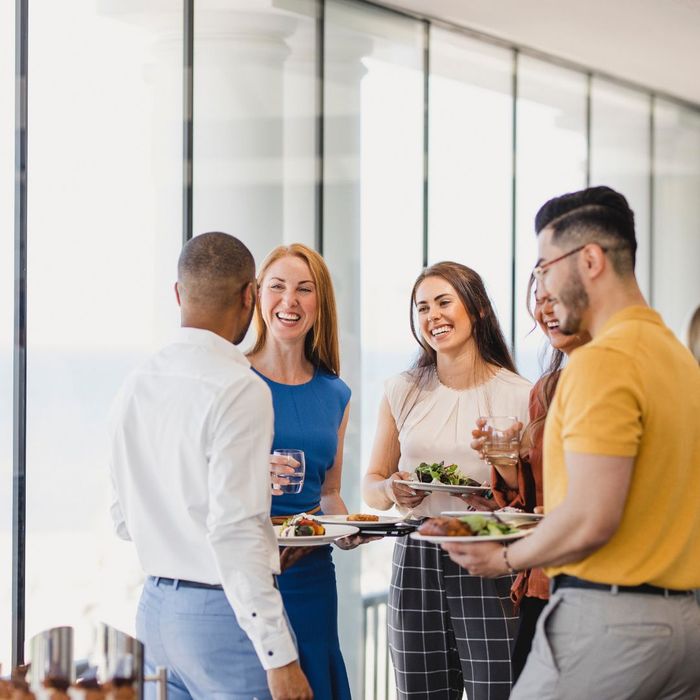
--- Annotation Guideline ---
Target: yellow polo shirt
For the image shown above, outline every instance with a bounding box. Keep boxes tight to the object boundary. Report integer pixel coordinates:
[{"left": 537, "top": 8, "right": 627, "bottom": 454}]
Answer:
[{"left": 543, "top": 305, "right": 700, "bottom": 588}]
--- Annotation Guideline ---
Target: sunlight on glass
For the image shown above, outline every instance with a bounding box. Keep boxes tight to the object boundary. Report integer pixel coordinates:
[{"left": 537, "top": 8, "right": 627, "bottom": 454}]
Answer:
[
  {"left": 653, "top": 101, "right": 700, "bottom": 338},
  {"left": 428, "top": 28, "right": 513, "bottom": 344},
  {"left": 514, "top": 57, "right": 587, "bottom": 381},
  {"left": 591, "top": 79, "right": 651, "bottom": 297},
  {"left": 25, "top": 0, "right": 182, "bottom": 659}
]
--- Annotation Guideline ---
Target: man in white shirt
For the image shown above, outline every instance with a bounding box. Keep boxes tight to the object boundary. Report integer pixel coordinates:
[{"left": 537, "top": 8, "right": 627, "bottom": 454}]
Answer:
[{"left": 109, "top": 232, "right": 312, "bottom": 700}]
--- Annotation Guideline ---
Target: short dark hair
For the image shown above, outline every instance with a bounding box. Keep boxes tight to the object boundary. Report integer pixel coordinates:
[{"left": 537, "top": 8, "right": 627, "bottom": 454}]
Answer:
[
  {"left": 177, "top": 232, "right": 255, "bottom": 310},
  {"left": 535, "top": 186, "right": 637, "bottom": 275}
]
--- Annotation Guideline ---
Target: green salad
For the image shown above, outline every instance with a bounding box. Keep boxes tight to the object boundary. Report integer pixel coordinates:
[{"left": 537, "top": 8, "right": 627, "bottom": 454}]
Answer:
[
  {"left": 415, "top": 461, "right": 480, "bottom": 487},
  {"left": 458, "top": 514, "right": 520, "bottom": 536}
]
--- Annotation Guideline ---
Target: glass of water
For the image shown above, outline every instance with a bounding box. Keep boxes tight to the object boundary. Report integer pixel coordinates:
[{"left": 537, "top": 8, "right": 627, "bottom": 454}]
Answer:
[
  {"left": 479, "top": 416, "right": 520, "bottom": 467},
  {"left": 272, "top": 449, "right": 306, "bottom": 494}
]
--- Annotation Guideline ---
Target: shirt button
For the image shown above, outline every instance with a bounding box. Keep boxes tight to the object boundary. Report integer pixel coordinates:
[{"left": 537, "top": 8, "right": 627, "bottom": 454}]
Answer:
[
  {"left": 252, "top": 612, "right": 257, "bottom": 617},
  {"left": 268, "top": 651, "right": 273, "bottom": 656}
]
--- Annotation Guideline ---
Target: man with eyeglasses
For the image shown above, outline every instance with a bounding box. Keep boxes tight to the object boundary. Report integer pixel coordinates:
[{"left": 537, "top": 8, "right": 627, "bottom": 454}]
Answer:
[{"left": 441, "top": 186, "right": 700, "bottom": 699}]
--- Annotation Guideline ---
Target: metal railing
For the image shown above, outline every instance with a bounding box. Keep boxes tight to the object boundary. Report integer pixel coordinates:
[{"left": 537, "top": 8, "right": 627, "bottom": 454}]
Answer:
[{"left": 362, "top": 591, "right": 395, "bottom": 700}]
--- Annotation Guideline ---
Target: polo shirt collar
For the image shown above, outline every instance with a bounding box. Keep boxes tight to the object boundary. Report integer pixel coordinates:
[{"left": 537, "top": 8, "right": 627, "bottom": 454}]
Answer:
[{"left": 174, "top": 326, "right": 250, "bottom": 367}]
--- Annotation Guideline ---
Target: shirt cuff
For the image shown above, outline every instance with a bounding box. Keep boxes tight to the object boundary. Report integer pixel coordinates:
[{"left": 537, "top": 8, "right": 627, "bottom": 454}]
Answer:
[{"left": 255, "top": 627, "right": 299, "bottom": 670}]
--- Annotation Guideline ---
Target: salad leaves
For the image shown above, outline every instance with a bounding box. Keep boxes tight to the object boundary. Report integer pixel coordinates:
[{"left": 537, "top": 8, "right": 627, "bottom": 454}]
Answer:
[
  {"left": 458, "top": 514, "right": 520, "bottom": 536},
  {"left": 415, "top": 461, "right": 480, "bottom": 487}
]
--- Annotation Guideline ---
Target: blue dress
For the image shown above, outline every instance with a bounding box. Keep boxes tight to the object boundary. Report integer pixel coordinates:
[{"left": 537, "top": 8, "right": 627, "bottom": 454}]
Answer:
[{"left": 254, "top": 367, "right": 352, "bottom": 700}]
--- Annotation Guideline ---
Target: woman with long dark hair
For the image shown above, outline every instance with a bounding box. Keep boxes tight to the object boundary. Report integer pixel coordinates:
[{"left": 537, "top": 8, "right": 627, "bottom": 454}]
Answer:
[
  {"left": 467, "top": 276, "right": 591, "bottom": 681},
  {"left": 362, "top": 262, "right": 531, "bottom": 700}
]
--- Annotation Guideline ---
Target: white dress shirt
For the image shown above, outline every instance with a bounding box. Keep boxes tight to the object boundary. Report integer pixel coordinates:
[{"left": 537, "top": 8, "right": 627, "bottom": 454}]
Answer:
[{"left": 108, "top": 327, "right": 297, "bottom": 670}]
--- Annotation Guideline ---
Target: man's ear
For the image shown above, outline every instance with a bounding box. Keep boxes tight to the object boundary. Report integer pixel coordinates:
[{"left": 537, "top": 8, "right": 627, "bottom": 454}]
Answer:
[
  {"left": 174, "top": 281, "right": 182, "bottom": 307},
  {"left": 581, "top": 244, "right": 606, "bottom": 280},
  {"left": 242, "top": 281, "right": 255, "bottom": 311}
]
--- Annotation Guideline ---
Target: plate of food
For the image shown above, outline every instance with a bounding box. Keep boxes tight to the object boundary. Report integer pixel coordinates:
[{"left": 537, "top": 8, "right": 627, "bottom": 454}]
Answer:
[
  {"left": 410, "top": 514, "right": 533, "bottom": 543},
  {"left": 408, "top": 462, "right": 490, "bottom": 494},
  {"left": 441, "top": 510, "right": 544, "bottom": 526},
  {"left": 275, "top": 513, "right": 359, "bottom": 546},
  {"left": 316, "top": 514, "right": 406, "bottom": 529}
]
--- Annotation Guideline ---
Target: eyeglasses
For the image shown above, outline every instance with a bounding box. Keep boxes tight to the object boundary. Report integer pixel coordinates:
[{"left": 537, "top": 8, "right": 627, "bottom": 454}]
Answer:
[{"left": 532, "top": 245, "right": 586, "bottom": 281}]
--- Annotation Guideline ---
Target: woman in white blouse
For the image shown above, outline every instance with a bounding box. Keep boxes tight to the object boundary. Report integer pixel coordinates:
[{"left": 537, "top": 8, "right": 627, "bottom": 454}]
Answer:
[{"left": 363, "top": 261, "right": 531, "bottom": 700}]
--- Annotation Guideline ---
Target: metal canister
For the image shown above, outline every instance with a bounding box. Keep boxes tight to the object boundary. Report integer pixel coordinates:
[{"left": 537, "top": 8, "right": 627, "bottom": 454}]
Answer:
[
  {"left": 28, "top": 626, "right": 74, "bottom": 690},
  {"left": 94, "top": 622, "right": 144, "bottom": 700}
]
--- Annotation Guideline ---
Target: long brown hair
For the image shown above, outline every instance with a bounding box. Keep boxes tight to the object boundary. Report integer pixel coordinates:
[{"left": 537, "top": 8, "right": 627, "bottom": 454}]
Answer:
[
  {"left": 396, "top": 262, "right": 517, "bottom": 427},
  {"left": 521, "top": 274, "right": 564, "bottom": 450},
  {"left": 250, "top": 243, "right": 341, "bottom": 376},
  {"left": 409, "top": 261, "right": 517, "bottom": 376}
]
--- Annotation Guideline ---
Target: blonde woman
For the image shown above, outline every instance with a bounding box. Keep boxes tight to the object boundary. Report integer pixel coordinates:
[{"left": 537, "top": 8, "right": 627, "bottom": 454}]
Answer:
[{"left": 248, "top": 243, "right": 352, "bottom": 700}]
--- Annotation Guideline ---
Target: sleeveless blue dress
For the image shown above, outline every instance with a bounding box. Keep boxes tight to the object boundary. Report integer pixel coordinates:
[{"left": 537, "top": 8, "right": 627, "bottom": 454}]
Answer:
[{"left": 254, "top": 368, "right": 352, "bottom": 700}]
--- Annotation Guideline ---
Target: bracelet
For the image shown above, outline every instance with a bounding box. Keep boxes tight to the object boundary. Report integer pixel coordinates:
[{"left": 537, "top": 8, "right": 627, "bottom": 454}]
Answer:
[{"left": 502, "top": 543, "right": 516, "bottom": 574}]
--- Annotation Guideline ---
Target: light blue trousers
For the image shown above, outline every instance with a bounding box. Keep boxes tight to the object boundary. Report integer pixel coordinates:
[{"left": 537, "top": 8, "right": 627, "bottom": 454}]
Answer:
[{"left": 136, "top": 576, "right": 272, "bottom": 700}]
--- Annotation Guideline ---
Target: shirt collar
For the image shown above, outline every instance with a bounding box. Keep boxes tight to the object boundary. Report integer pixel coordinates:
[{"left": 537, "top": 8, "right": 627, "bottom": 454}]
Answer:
[
  {"left": 597, "top": 305, "right": 663, "bottom": 338},
  {"left": 174, "top": 327, "right": 250, "bottom": 367}
]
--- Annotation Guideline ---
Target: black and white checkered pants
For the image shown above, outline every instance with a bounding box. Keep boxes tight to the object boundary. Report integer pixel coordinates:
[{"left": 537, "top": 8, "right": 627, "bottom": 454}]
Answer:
[{"left": 388, "top": 535, "right": 518, "bottom": 700}]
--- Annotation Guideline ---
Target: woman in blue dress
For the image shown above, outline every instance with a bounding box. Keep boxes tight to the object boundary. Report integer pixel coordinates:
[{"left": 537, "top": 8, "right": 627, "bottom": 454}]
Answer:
[{"left": 248, "top": 242, "right": 353, "bottom": 700}]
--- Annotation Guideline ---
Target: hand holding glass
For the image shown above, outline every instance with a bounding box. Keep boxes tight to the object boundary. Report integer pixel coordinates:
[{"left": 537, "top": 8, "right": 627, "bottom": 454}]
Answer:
[
  {"left": 479, "top": 416, "right": 521, "bottom": 468},
  {"left": 271, "top": 449, "right": 306, "bottom": 494}
]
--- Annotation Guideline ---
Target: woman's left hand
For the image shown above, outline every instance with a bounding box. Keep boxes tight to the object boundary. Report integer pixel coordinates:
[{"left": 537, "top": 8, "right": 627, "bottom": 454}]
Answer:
[
  {"left": 279, "top": 546, "right": 316, "bottom": 572},
  {"left": 334, "top": 533, "right": 383, "bottom": 550},
  {"left": 458, "top": 492, "right": 498, "bottom": 511}
]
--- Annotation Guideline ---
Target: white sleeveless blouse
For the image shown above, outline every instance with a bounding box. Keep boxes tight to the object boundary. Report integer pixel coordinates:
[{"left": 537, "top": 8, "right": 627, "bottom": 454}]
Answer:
[{"left": 385, "top": 368, "right": 532, "bottom": 518}]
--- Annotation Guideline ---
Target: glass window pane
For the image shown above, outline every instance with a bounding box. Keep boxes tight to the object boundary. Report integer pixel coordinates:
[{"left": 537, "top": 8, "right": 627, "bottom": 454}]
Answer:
[
  {"left": 428, "top": 29, "right": 514, "bottom": 344},
  {"left": 653, "top": 100, "right": 700, "bottom": 338},
  {"left": 26, "top": 1, "right": 182, "bottom": 658},
  {"left": 515, "top": 57, "right": 587, "bottom": 380},
  {"left": 193, "top": 1, "right": 318, "bottom": 262},
  {"left": 591, "top": 78, "right": 651, "bottom": 297},
  {"left": 0, "top": 0, "right": 14, "bottom": 671},
  {"left": 324, "top": 1, "right": 424, "bottom": 695}
]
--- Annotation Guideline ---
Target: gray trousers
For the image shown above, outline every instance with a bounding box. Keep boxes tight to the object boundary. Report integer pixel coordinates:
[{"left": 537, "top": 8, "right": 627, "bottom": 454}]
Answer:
[{"left": 511, "top": 587, "right": 700, "bottom": 700}]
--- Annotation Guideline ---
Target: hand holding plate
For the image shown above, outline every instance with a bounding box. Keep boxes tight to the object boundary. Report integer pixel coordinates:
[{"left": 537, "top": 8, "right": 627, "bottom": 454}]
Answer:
[
  {"left": 334, "top": 533, "right": 383, "bottom": 550},
  {"left": 279, "top": 545, "right": 316, "bottom": 572},
  {"left": 387, "top": 471, "right": 428, "bottom": 508},
  {"left": 458, "top": 491, "right": 498, "bottom": 511},
  {"left": 441, "top": 540, "right": 509, "bottom": 577}
]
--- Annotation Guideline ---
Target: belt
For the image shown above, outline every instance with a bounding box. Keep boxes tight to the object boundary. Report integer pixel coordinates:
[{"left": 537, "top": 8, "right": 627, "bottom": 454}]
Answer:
[
  {"left": 270, "top": 506, "right": 321, "bottom": 526},
  {"left": 151, "top": 576, "right": 222, "bottom": 590},
  {"left": 552, "top": 574, "right": 693, "bottom": 597}
]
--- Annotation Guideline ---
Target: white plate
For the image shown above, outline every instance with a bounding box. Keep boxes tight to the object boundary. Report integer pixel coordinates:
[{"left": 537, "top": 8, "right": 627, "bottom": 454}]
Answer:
[
  {"left": 408, "top": 481, "right": 490, "bottom": 494},
  {"left": 316, "top": 514, "right": 406, "bottom": 529},
  {"left": 410, "top": 530, "right": 532, "bottom": 544},
  {"left": 275, "top": 523, "right": 359, "bottom": 547},
  {"left": 441, "top": 510, "right": 544, "bottom": 525}
]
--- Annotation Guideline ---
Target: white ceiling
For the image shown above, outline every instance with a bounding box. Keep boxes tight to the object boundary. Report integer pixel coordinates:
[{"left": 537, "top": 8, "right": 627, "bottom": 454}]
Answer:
[{"left": 384, "top": 0, "right": 700, "bottom": 106}]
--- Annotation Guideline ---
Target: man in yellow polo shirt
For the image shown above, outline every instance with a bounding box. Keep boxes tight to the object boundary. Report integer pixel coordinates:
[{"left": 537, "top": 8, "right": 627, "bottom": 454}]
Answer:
[{"left": 442, "top": 186, "right": 700, "bottom": 699}]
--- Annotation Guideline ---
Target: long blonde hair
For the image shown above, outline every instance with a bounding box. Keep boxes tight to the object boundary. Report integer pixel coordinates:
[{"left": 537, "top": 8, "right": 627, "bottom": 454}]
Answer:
[{"left": 250, "top": 243, "right": 341, "bottom": 376}]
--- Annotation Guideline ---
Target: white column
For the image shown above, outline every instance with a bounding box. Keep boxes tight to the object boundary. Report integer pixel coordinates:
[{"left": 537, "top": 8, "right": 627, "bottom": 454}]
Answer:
[{"left": 191, "top": 9, "right": 297, "bottom": 266}]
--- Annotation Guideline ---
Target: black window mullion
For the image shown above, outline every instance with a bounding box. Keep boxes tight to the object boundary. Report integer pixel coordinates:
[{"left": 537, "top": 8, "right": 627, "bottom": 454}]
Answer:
[
  {"left": 183, "top": 0, "right": 194, "bottom": 244},
  {"left": 12, "top": 0, "right": 29, "bottom": 668},
  {"left": 509, "top": 49, "right": 518, "bottom": 354},
  {"left": 315, "top": 0, "right": 325, "bottom": 255},
  {"left": 422, "top": 20, "right": 429, "bottom": 268}
]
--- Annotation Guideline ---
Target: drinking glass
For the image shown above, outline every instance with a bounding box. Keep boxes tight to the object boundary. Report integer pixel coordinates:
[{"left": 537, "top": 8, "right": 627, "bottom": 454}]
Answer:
[
  {"left": 479, "top": 416, "right": 520, "bottom": 467},
  {"left": 272, "top": 449, "right": 306, "bottom": 494}
]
